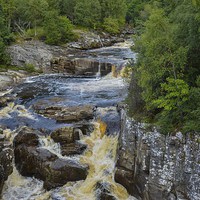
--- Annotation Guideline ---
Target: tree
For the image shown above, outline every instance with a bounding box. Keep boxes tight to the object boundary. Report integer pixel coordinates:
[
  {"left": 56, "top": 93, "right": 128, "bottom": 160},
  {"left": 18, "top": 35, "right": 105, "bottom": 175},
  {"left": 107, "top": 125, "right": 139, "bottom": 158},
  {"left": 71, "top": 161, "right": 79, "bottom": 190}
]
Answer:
[
  {"left": 74, "top": 0, "right": 101, "bottom": 28},
  {"left": 0, "top": 10, "right": 11, "bottom": 64},
  {"left": 44, "top": 11, "right": 74, "bottom": 45},
  {"left": 60, "top": 0, "right": 77, "bottom": 22},
  {"left": 14, "top": 0, "right": 49, "bottom": 36},
  {"left": 100, "top": 0, "right": 127, "bottom": 25}
]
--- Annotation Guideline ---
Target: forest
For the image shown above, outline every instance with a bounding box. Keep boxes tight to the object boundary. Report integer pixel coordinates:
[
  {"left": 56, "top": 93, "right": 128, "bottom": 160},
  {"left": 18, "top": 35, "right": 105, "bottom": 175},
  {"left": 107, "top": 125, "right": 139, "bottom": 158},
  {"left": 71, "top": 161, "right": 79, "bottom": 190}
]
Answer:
[{"left": 0, "top": 0, "right": 200, "bottom": 134}]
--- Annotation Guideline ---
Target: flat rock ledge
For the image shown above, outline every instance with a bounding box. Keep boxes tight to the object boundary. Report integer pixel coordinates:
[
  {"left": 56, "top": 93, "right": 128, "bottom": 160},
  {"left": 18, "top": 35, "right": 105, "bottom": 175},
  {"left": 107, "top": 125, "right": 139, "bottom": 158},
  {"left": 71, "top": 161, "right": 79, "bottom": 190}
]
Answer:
[{"left": 34, "top": 105, "right": 94, "bottom": 123}]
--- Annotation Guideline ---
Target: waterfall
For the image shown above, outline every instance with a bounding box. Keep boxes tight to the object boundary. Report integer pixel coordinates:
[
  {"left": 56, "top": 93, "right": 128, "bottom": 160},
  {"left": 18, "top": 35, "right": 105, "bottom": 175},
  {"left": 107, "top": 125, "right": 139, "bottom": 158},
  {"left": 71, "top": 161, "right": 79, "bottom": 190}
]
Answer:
[{"left": 96, "top": 62, "right": 101, "bottom": 79}]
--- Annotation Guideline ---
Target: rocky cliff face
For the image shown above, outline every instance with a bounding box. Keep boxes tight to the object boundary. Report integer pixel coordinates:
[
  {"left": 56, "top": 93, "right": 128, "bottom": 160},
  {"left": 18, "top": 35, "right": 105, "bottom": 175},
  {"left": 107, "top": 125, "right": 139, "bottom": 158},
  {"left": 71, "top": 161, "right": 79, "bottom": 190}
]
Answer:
[
  {"left": 0, "top": 133, "right": 13, "bottom": 195},
  {"left": 115, "top": 109, "right": 200, "bottom": 200},
  {"left": 8, "top": 41, "right": 113, "bottom": 76}
]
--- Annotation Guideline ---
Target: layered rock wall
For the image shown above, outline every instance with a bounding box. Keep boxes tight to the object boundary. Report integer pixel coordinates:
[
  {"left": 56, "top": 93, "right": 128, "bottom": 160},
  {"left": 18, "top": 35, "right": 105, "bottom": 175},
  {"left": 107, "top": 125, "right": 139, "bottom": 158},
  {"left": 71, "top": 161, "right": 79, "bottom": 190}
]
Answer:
[{"left": 115, "top": 110, "right": 200, "bottom": 200}]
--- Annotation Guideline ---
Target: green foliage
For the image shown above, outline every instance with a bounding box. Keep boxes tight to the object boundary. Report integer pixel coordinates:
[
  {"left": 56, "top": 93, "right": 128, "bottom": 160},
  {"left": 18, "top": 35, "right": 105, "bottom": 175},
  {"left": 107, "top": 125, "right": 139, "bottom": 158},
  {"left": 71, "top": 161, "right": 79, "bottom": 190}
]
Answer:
[
  {"left": 74, "top": 0, "right": 101, "bottom": 28},
  {"left": 100, "top": 0, "right": 127, "bottom": 25},
  {"left": 103, "top": 17, "right": 120, "bottom": 34},
  {"left": 44, "top": 11, "right": 74, "bottom": 45},
  {"left": 60, "top": 0, "right": 77, "bottom": 21},
  {"left": 0, "top": 10, "right": 12, "bottom": 64},
  {"left": 153, "top": 78, "right": 189, "bottom": 111},
  {"left": 128, "top": 1, "right": 200, "bottom": 133},
  {"left": 0, "top": 63, "right": 40, "bottom": 73}
]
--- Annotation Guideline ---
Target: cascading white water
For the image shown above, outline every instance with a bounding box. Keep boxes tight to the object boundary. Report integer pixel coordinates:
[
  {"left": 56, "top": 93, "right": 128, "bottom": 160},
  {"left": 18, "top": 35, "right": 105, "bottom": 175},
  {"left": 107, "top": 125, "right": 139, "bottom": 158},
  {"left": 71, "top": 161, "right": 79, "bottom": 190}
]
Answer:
[{"left": 1, "top": 40, "right": 137, "bottom": 200}]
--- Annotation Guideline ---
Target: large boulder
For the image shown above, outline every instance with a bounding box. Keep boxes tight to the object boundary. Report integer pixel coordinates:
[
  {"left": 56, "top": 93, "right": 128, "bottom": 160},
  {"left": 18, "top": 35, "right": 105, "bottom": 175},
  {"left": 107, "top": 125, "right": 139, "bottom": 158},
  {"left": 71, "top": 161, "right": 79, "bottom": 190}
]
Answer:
[{"left": 14, "top": 126, "right": 88, "bottom": 190}]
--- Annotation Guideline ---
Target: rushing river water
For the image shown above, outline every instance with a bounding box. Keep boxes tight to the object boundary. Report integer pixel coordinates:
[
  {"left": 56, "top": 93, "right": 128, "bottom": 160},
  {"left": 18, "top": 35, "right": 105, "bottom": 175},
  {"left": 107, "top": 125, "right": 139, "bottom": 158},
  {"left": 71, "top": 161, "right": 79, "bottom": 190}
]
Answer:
[{"left": 0, "top": 40, "right": 137, "bottom": 200}]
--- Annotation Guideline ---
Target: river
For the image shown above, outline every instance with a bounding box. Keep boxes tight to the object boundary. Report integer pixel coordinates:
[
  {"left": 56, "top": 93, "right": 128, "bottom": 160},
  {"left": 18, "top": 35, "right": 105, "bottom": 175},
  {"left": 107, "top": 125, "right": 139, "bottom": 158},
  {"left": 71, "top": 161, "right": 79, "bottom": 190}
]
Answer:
[{"left": 0, "top": 40, "right": 137, "bottom": 200}]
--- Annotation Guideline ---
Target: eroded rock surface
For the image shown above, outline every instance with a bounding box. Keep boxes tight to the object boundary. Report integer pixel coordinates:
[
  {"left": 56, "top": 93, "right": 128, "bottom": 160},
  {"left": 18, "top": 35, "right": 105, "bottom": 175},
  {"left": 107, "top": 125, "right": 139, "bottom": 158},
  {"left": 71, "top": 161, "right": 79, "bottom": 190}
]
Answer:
[
  {"left": 51, "top": 126, "right": 87, "bottom": 156},
  {"left": 34, "top": 105, "right": 94, "bottom": 122},
  {"left": 14, "top": 126, "right": 88, "bottom": 190},
  {"left": 0, "top": 133, "right": 13, "bottom": 194},
  {"left": 115, "top": 110, "right": 200, "bottom": 200}
]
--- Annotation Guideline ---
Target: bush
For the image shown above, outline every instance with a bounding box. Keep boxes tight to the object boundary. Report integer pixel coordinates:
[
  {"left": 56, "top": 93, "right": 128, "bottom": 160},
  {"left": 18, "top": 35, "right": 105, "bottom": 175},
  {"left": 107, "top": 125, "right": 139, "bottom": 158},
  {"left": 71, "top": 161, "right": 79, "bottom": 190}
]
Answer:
[
  {"left": 44, "top": 12, "right": 75, "bottom": 45},
  {"left": 103, "top": 17, "right": 120, "bottom": 34}
]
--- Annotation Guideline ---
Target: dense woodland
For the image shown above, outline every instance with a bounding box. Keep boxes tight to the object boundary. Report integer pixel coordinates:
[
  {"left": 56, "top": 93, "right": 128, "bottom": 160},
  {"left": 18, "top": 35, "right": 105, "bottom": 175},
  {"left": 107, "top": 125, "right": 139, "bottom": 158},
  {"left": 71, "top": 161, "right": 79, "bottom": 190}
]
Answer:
[{"left": 0, "top": 0, "right": 200, "bottom": 133}]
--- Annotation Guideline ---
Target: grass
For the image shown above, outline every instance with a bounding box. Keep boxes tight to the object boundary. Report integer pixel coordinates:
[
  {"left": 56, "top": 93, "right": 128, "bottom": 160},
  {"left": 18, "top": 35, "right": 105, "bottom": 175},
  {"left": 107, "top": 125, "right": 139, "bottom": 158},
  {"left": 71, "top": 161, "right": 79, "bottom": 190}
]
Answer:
[{"left": 0, "top": 64, "right": 42, "bottom": 73}]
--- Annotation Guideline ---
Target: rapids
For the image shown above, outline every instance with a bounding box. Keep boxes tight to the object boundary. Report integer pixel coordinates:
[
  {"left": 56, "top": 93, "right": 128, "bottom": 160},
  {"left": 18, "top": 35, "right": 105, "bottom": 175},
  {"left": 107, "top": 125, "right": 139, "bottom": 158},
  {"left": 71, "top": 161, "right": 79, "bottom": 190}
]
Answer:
[{"left": 0, "top": 40, "right": 137, "bottom": 200}]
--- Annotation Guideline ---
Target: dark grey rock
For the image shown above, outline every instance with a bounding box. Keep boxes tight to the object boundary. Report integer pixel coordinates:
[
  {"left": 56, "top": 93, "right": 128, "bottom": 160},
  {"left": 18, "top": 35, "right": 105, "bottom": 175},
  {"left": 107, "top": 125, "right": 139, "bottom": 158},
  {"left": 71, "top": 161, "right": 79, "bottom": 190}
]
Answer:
[
  {"left": 115, "top": 109, "right": 200, "bottom": 200},
  {"left": 0, "top": 141, "right": 13, "bottom": 195},
  {"left": 14, "top": 127, "right": 88, "bottom": 190}
]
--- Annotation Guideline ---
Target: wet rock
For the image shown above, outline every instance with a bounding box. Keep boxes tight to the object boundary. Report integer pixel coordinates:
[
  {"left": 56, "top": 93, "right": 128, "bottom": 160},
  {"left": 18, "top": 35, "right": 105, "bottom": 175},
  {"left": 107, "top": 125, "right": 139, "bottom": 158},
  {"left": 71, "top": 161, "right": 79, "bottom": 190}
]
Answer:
[
  {"left": 14, "top": 145, "right": 87, "bottom": 190},
  {"left": 95, "top": 182, "right": 117, "bottom": 200},
  {"left": 34, "top": 105, "right": 94, "bottom": 122},
  {"left": 51, "top": 126, "right": 87, "bottom": 156},
  {"left": 51, "top": 126, "right": 79, "bottom": 144},
  {"left": 61, "top": 142, "right": 87, "bottom": 156},
  {"left": 0, "top": 141, "right": 13, "bottom": 195},
  {"left": 0, "top": 96, "right": 15, "bottom": 108},
  {"left": 51, "top": 57, "right": 112, "bottom": 76},
  {"left": 115, "top": 109, "right": 200, "bottom": 200},
  {"left": 0, "top": 71, "right": 27, "bottom": 91},
  {"left": 96, "top": 107, "right": 121, "bottom": 135},
  {"left": 44, "top": 158, "right": 87, "bottom": 190},
  {"left": 13, "top": 126, "right": 40, "bottom": 147},
  {"left": 14, "top": 127, "right": 88, "bottom": 190},
  {"left": 74, "top": 123, "right": 94, "bottom": 136}
]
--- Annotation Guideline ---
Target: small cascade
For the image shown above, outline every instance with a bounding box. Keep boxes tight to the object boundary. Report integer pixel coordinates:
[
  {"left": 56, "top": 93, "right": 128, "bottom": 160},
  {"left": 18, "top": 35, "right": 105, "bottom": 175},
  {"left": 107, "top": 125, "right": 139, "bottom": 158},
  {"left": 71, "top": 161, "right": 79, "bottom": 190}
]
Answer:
[
  {"left": 41, "top": 120, "right": 137, "bottom": 200},
  {"left": 96, "top": 63, "right": 101, "bottom": 79},
  {"left": 39, "top": 136, "right": 61, "bottom": 156},
  {"left": 98, "top": 35, "right": 104, "bottom": 47},
  {"left": 2, "top": 166, "right": 44, "bottom": 200}
]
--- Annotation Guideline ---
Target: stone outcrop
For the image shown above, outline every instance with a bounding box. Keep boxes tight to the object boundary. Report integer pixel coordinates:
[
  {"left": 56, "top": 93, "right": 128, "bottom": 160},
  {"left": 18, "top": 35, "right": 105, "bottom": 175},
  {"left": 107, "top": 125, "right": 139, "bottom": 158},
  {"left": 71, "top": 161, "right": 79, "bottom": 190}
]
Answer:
[
  {"left": 0, "top": 71, "right": 27, "bottom": 91},
  {"left": 7, "top": 29, "right": 131, "bottom": 76},
  {"left": 50, "top": 57, "right": 112, "bottom": 76},
  {"left": 0, "top": 133, "right": 13, "bottom": 194},
  {"left": 50, "top": 126, "right": 87, "bottom": 156},
  {"left": 34, "top": 105, "right": 94, "bottom": 122},
  {"left": 68, "top": 30, "right": 125, "bottom": 50},
  {"left": 115, "top": 110, "right": 200, "bottom": 200},
  {"left": 14, "top": 126, "right": 88, "bottom": 190},
  {"left": 8, "top": 41, "right": 56, "bottom": 72},
  {"left": 95, "top": 182, "right": 117, "bottom": 200}
]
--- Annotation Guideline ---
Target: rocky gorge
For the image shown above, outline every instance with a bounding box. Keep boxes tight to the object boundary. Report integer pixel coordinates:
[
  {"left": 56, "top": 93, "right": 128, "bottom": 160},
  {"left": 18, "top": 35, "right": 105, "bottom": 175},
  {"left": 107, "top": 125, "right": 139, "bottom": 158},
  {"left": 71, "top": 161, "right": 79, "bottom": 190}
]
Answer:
[{"left": 0, "top": 34, "right": 199, "bottom": 200}]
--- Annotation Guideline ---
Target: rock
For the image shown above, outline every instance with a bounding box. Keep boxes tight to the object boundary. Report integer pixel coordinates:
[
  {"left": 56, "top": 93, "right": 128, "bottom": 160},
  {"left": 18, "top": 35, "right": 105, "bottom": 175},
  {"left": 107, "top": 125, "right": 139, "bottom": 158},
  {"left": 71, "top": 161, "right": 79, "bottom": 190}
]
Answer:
[
  {"left": 61, "top": 142, "right": 87, "bottom": 156},
  {"left": 14, "top": 127, "right": 88, "bottom": 190},
  {"left": 13, "top": 126, "right": 40, "bottom": 147},
  {"left": 0, "top": 141, "right": 13, "bottom": 194},
  {"left": 0, "top": 71, "right": 27, "bottom": 91},
  {"left": 115, "top": 109, "right": 200, "bottom": 200},
  {"left": 51, "top": 57, "right": 112, "bottom": 76},
  {"left": 74, "top": 123, "right": 94, "bottom": 136},
  {"left": 34, "top": 105, "right": 94, "bottom": 122},
  {"left": 0, "top": 96, "right": 15, "bottom": 108},
  {"left": 51, "top": 126, "right": 79, "bottom": 144},
  {"left": 0, "top": 75, "right": 13, "bottom": 91},
  {"left": 95, "top": 182, "right": 117, "bottom": 200},
  {"left": 44, "top": 158, "right": 87, "bottom": 190},
  {"left": 96, "top": 107, "right": 121, "bottom": 136},
  {"left": 51, "top": 126, "right": 87, "bottom": 156},
  {"left": 8, "top": 41, "right": 54, "bottom": 72}
]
